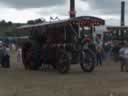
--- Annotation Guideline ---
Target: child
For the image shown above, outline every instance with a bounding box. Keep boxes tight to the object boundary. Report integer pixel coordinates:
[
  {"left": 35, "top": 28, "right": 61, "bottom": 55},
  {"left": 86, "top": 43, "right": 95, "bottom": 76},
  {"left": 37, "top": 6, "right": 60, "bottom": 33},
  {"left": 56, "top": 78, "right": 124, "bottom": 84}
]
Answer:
[{"left": 119, "top": 41, "right": 128, "bottom": 72}]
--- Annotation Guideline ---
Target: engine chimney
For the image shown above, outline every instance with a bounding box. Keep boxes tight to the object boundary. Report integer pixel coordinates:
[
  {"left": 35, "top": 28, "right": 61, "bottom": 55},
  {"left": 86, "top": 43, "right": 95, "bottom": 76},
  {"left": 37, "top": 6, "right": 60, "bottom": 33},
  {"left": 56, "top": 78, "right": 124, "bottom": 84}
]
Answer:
[
  {"left": 70, "top": 0, "right": 76, "bottom": 18},
  {"left": 121, "top": 1, "right": 125, "bottom": 26}
]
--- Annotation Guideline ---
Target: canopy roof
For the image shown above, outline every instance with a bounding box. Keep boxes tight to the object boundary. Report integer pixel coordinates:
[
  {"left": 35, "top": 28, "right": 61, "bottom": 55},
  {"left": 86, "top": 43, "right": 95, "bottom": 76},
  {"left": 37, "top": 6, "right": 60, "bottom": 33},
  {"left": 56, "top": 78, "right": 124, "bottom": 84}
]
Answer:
[{"left": 17, "top": 16, "right": 105, "bottom": 30}]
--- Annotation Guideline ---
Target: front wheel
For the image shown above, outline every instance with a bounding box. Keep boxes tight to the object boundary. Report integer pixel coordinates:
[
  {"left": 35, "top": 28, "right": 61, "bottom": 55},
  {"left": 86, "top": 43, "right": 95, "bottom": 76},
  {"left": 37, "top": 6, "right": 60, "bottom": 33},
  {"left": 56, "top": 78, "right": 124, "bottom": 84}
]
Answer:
[
  {"left": 56, "top": 50, "right": 71, "bottom": 74},
  {"left": 80, "top": 49, "right": 95, "bottom": 72},
  {"left": 22, "top": 42, "right": 41, "bottom": 70}
]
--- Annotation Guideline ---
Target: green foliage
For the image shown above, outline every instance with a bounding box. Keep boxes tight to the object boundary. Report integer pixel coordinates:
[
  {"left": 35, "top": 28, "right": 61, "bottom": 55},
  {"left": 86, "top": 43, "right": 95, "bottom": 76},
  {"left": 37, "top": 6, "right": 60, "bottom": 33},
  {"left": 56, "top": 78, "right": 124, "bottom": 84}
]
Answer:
[
  {"left": 27, "top": 18, "right": 45, "bottom": 24},
  {"left": 0, "top": 21, "right": 19, "bottom": 37},
  {"left": 0, "top": 18, "right": 45, "bottom": 37}
]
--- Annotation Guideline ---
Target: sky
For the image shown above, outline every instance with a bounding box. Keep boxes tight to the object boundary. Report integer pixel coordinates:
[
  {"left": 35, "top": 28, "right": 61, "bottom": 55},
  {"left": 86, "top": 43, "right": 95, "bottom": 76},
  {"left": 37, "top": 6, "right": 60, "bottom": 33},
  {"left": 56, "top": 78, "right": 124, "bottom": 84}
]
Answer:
[{"left": 0, "top": 0, "right": 127, "bottom": 25}]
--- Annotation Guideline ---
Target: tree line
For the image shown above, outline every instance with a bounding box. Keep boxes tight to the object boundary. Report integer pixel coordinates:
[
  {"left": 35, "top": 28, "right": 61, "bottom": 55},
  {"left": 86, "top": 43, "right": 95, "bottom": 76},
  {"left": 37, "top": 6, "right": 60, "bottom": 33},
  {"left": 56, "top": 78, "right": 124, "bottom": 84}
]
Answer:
[{"left": 0, "top": 18, "right": 46, "bottom": 37}]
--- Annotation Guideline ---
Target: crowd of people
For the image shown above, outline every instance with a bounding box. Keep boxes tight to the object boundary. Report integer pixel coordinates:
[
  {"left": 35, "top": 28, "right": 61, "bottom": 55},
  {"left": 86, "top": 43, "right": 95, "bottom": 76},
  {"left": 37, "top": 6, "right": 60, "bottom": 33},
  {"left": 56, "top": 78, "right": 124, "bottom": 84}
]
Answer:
[
  {"left": 0, "top": 37, "right": 127, "bottom": 72},
  {"left": 92, "top": 34, "right": 128, "bottom": 72},
  {"left": 0, "top": 41, "right": 22, "bottom": 68}
]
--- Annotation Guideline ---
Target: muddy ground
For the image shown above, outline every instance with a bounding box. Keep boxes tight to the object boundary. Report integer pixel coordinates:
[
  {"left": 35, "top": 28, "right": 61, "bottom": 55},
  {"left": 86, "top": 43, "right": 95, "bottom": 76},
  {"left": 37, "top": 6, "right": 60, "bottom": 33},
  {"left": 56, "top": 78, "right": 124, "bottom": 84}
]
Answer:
[{"left": 0, "top": 50, "right": 128, "bottom": 96}]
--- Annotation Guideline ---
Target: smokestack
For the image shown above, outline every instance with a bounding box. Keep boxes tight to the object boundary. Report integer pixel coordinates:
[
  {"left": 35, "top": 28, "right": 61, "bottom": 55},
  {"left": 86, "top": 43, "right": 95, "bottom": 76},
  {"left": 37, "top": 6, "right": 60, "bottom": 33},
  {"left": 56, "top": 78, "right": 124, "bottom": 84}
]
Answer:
[
  {"left": 70, "top": 0, "right": 76, "bottom": 18},
  {"left": 121, "top": 1, "right": 125, "bottom": 26}
]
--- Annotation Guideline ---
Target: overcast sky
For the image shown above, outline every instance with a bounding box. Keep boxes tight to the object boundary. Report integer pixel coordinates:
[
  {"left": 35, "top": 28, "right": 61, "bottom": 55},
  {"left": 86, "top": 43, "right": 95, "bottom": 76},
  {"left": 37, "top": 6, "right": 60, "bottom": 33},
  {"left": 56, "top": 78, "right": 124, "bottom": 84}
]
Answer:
[{"left": 0, "top": 0, "right": 127, "bottom": 25}]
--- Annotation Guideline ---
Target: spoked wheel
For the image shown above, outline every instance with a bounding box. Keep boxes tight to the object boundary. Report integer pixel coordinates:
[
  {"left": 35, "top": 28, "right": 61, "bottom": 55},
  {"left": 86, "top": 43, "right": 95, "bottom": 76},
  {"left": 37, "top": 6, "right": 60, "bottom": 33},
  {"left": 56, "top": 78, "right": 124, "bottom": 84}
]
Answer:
[
  {"left": 22, "top": 42, "right": 33, "bottom": 70},
  {"left": 56, "top": 50, "right": 71, "bottom": 74},
  {"left": 80, "top": 49, "right": 95, "bottom": 72},
  {"left": 22, "top": 42, "right": 40, "bottom": 70}
]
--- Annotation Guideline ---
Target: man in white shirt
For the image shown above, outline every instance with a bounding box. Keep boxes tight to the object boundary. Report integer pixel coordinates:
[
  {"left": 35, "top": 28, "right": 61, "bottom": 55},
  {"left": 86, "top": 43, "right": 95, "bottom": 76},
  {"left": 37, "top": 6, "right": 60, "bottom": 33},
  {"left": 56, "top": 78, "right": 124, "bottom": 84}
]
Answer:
[
  {"left": 119, "top": 41, "right": 128, "bottom": 72},
  {"left": 16, "top": 47, "right": 22, "bottom": 64}
]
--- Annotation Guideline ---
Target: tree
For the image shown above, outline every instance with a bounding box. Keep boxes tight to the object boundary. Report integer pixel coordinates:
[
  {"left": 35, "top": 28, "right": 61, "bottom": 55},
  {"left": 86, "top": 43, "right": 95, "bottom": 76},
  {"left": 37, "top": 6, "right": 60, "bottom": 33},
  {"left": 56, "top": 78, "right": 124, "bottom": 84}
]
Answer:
[
  {"left": 35, "top": 19, "right": 43, "bottom": 24},
  {"left": 0, "top": 20, "right": 6, "bottom": 25},
  {"left": 27, "top": 18, "right": 46, "bottom": 24},
  {"left": 8, "top": 21, "right": 13, "bottom": 25},
  {"left": 27, "top": 20, "right": 35, "bottom": 24}
]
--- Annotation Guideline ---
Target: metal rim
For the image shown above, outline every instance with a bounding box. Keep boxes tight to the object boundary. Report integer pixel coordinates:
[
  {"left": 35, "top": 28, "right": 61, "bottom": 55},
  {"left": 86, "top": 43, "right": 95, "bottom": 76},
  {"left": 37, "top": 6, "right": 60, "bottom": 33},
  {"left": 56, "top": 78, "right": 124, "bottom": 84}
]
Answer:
[{"left": 82, "top": 51, "right": 94, "bottom": 69}]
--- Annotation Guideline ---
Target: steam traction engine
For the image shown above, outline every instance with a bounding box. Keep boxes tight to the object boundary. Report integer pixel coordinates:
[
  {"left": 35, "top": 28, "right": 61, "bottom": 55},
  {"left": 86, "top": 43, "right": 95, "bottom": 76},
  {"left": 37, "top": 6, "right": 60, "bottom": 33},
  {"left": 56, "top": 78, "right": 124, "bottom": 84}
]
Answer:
[{"left": 17, "top": 16, "right": 105, "bottom": 74}]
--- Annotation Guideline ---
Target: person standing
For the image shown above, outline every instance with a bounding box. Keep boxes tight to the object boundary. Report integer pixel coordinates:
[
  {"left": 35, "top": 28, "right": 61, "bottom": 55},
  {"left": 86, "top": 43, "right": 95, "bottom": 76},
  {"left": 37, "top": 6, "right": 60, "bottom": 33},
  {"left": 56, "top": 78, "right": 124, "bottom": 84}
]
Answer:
[
  {"left": 95, "top": 34, "right": 103, "bottom": 66},
  {"left": 112, "top": 40, "right": 121, "bottom": 61},
  {"left": 0, "top": 43, "right": 11, "bottom": 68},
  {"left": 104, "top": 41, "right": 112, "bottom": 61},
  {"left": 0, "top": 41, "right": 4, "bottom": 65},
  {"left": 16, "top": 46, "right": 22, "bottom": 65},
  {"left": 119, "top": 41, "right": 128, "bottom": 72}
]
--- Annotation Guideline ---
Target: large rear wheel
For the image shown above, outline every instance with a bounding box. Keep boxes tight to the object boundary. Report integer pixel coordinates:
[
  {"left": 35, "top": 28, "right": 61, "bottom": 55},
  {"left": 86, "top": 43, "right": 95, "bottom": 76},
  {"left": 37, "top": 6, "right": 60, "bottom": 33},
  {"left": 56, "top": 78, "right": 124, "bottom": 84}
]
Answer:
[{"left": 80, "top": 49, "right": 95, "bottom": 72}]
